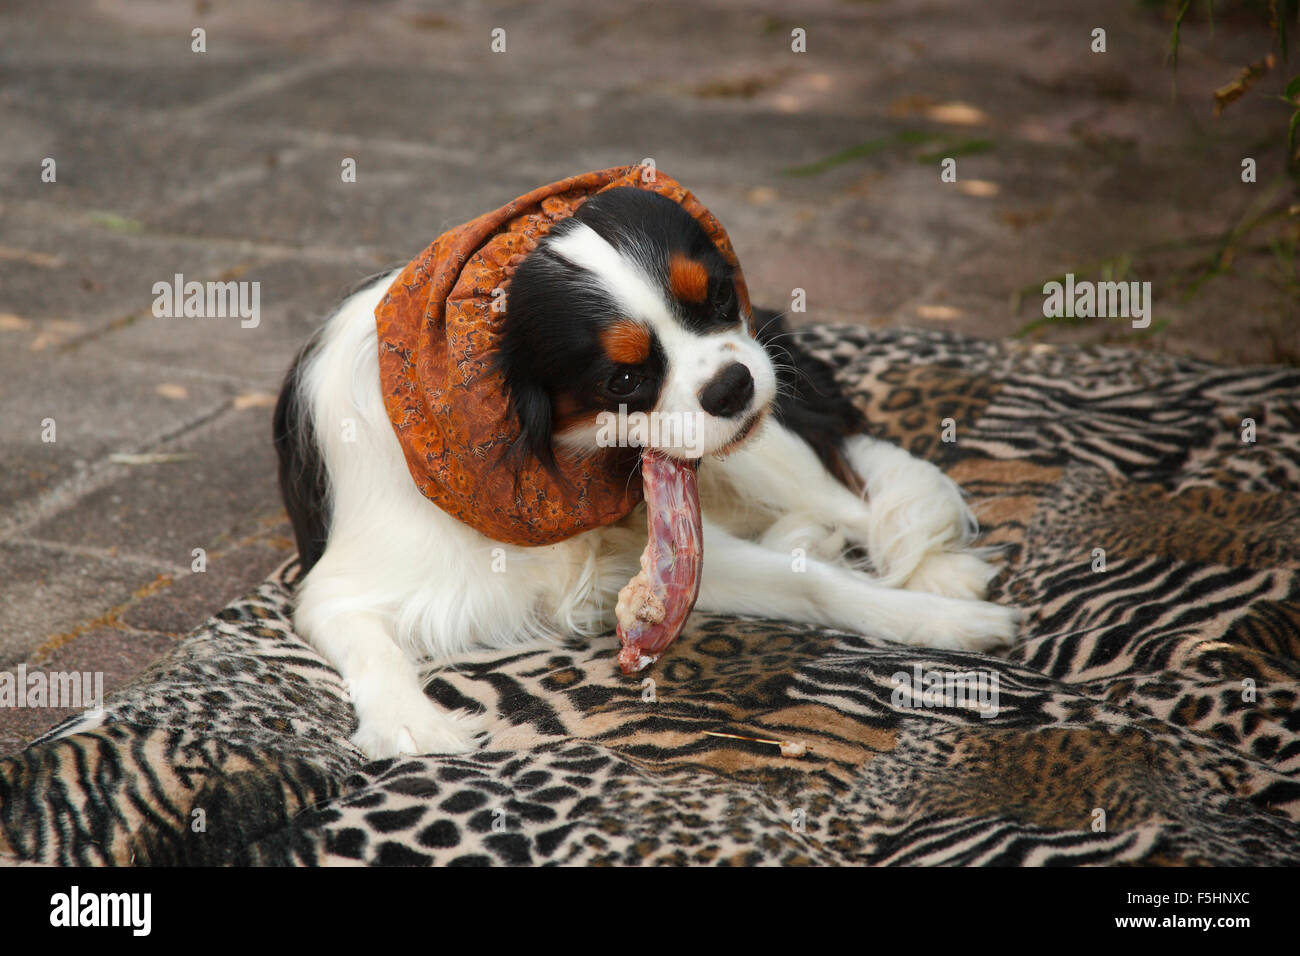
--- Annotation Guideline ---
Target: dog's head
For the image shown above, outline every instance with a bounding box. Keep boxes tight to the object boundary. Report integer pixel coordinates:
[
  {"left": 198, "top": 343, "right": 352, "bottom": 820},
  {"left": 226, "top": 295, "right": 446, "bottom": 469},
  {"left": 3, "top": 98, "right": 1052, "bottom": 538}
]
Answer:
[{"left": 498, "top": 187, "right": 777, "bottom": 471}]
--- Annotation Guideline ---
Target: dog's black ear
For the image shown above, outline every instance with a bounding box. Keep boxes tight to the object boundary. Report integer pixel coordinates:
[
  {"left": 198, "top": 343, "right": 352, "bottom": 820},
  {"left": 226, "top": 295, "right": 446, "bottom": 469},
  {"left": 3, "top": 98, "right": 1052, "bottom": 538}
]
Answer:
[
  {"left": 753, "top": 306, "right": 870, "bottom": 496},
  {"left": 503, "top": 377, "right": 560, "bottom": 477}
]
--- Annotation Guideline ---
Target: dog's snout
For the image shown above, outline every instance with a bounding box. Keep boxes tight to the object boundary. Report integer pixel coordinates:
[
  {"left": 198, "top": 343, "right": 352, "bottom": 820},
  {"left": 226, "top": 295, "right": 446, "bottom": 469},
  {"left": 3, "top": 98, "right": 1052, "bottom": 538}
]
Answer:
[{"left": 698, "top": 362, "right": 754, "bottom": 418}]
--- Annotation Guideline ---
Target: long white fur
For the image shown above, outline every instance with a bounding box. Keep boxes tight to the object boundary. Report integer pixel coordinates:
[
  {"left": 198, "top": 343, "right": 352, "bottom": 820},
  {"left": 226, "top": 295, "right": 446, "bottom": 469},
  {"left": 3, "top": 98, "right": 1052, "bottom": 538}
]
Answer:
[{"left": 293, "top": 271, "right": 1018, "bottom": 759}]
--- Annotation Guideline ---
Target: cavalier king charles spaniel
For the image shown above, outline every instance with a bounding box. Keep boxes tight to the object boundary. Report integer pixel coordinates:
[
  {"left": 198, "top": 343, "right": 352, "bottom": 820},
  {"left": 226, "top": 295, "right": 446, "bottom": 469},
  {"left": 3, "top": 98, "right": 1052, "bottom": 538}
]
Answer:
[{"left": 275, "top": 184, "right": 1019, "bottom": 759}]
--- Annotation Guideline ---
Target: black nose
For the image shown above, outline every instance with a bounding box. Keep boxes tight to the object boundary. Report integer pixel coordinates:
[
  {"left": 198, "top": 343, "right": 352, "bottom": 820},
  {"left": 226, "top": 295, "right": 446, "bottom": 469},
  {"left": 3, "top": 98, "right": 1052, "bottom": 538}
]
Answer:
[{"left": 698, "top": 362, "right": 754, "bottom": 418}]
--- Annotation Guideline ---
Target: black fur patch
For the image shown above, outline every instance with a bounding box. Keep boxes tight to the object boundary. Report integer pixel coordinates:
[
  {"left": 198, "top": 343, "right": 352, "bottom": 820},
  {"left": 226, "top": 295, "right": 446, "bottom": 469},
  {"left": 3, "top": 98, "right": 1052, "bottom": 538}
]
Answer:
[
  {"left": 565, "top": 188, "right": 739, "bottom": 333},
  {"left": 753, "top": 307, "right": 869, "bottom": 495},
  {"left": 273, "top": 334, "right": 330, "bottom": 575}
]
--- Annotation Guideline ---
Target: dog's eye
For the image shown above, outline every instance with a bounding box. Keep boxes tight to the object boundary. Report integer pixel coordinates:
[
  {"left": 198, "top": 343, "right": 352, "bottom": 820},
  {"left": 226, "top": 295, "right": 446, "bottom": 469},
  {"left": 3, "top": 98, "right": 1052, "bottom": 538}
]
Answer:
[
  {"left": 606, "top": 370, "right": 645, "bottom": 397},
  {"left": 714, "top": 282, "right": 736, "bottom": 318}
]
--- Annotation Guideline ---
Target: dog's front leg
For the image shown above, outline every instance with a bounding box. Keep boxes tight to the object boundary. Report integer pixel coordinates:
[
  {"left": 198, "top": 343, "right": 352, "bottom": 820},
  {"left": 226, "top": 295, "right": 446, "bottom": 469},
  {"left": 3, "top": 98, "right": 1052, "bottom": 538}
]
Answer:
[
  {"left": 696, "top": 521, "right": 1018, "bottom": 652},
  {"left": 295, "top": 587, "right": 488, "bottom": 759},
  {"left": 705, "top": 423, "right": 1001, "bottom": 601}
]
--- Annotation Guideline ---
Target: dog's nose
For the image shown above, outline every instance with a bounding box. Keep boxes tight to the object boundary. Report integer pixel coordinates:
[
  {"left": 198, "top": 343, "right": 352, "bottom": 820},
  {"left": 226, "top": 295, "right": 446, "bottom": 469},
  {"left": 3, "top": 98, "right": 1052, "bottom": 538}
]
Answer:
[{"left": 698, "top": 362, "right": 754, "bottom": 418}]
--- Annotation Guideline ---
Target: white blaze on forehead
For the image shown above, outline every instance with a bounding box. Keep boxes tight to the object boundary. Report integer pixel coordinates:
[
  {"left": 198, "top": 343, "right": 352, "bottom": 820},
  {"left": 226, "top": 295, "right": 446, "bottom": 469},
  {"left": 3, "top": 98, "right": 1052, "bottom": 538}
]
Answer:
[
  {"left": 547, "top": 222, "right": 675, "bottom": 331},
  {"left": 545, "top": 221, "right": 731, "bottom": 359}
]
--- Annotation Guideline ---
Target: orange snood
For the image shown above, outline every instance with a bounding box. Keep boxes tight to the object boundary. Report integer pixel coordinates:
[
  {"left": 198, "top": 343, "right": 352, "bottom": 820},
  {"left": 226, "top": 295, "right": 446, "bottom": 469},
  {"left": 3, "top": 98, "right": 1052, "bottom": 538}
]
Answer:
[{"left": 374, "top": 165, "right": 753, "bottom": 546}]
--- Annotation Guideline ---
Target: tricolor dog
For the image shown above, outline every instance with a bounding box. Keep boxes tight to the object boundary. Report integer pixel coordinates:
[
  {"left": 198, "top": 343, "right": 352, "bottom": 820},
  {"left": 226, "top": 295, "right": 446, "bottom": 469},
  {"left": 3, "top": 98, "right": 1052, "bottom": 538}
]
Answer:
[{"left": 274, "top": 167, "right": 1019, "bottom": 759}]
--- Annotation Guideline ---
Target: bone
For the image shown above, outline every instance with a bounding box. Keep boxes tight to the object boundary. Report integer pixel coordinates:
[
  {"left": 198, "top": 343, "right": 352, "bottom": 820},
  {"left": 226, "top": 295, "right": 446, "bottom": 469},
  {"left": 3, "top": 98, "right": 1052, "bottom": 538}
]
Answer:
[{"left": 615, "top": 451, "right": 703, "bottom": 673}]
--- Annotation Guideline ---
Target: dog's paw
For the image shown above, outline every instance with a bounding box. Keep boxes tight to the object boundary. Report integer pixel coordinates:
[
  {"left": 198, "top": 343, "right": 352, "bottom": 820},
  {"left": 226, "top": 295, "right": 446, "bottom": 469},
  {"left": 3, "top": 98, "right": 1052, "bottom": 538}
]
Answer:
[
  {"left": 912, "top": 597, "right": 1021, "bottom": 652},
  {"left": 903, "top": 550, "right": 997, "bottom": 601},
  {"left": 351, "top": 690, "right": 489, "bottom": 759},
  {"left": 758, "top": 512, "right": 847, "bottom": 562},
  {"left": 838, "top": 437, "right": 978, "bottom": 586}
]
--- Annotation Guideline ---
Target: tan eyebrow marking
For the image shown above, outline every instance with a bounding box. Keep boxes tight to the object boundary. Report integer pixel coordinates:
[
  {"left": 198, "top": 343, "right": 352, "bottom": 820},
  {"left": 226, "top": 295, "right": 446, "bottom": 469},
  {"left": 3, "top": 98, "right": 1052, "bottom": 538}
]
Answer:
[
  {"left": 600, "top": 319, "right": 653, "bottom": 365},
  {"left": 668, "top": 253, "right": 709, "bottom": 304}
]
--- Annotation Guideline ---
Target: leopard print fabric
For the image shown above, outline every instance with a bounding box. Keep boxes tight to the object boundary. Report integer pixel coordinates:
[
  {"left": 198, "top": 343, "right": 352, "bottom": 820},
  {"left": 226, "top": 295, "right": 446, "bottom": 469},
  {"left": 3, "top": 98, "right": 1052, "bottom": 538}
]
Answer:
[{"left": 2, "top": 325, "right": 1297, "bottom": 865}]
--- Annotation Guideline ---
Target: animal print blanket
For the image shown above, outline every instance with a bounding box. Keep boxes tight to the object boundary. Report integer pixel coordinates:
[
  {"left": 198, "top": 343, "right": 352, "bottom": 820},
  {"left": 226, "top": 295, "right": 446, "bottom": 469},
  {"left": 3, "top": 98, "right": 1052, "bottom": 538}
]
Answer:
[{"left": 3, "top": 325, "right": 1298, "bottom": 866}]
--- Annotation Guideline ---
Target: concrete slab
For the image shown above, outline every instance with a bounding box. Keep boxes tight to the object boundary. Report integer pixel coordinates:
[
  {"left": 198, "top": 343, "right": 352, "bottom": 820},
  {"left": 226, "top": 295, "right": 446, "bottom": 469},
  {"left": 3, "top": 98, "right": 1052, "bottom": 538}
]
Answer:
[
  {"left": 25, "top": 404, "right": 286, "bottom": 568},
  {"left": 0, "top": 541, "right": 169, "bottom": 665}
]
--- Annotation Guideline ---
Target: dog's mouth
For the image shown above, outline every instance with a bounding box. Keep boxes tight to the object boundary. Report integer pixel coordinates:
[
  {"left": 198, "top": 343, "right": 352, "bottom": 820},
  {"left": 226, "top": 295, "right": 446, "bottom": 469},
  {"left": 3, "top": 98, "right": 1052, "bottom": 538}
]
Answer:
[
  {"left": 714, "top": 409, "right": 765, "bottom": 459},
  {"left": 641, "top": 408, "right": 767, "bottom": 463}
]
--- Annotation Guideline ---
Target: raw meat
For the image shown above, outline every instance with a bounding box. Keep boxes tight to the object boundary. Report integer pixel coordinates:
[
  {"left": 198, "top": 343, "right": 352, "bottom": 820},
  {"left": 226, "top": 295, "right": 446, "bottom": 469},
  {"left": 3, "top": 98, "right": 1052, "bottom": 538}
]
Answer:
[{"left": 615, "top": 451, "right": 703, "bottom": 673}]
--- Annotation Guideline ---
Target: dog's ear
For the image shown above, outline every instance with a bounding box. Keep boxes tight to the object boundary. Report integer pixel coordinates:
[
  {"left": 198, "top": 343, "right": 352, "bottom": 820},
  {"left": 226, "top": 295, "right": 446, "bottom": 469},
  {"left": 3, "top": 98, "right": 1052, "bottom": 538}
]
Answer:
[{"left": 503, "top": 376, "right": 560, "bottom": 477}]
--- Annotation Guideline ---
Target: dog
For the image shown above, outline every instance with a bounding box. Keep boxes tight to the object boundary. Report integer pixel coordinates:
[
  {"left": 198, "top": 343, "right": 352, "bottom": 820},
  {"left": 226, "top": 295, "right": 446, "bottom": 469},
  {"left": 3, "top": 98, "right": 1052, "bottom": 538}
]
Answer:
[{"left": 274, "top": 174, "right": 1019, "bottom": 760}]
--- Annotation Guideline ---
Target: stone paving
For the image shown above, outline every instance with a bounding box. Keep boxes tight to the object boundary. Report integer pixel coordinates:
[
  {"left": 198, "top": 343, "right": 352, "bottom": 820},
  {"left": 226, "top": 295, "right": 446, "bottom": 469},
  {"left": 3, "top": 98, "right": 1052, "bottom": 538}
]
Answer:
[{"left": 1, "top": 0, "right": 1296, "bottom": 755}]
